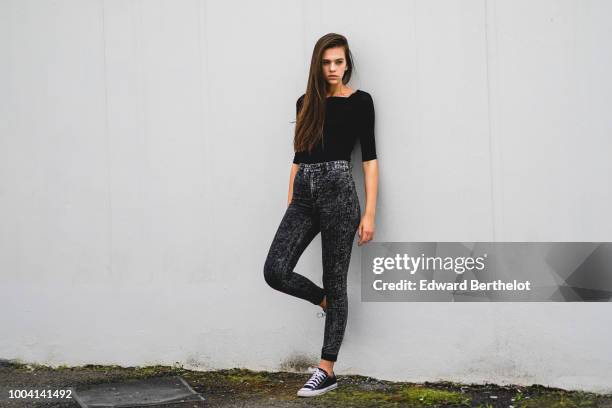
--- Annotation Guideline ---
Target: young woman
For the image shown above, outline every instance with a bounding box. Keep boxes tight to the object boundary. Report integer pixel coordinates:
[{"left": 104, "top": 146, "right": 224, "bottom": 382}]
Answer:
[{"left": 263, "top": 33, "right": 379, "bottom": 397}]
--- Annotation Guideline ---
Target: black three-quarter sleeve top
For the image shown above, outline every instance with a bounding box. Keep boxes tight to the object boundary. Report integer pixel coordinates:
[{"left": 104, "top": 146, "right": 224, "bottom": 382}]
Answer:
[{"left": 292, "top": 89, "right": 378, "bottom": 164}]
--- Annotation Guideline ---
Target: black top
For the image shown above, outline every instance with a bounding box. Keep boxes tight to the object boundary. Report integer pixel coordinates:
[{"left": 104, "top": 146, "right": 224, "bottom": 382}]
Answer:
[{"left": 292, "top": 89, "right": 377, "bottom": 164}]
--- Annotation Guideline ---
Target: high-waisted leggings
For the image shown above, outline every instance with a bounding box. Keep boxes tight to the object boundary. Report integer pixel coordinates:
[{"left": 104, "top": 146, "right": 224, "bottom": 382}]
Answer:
[{"left": 263, "top": 159, "right": 361, "bottom": 362}]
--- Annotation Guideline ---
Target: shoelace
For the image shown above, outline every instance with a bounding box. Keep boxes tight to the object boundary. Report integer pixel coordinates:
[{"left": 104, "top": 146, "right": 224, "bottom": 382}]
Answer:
[{"left": 304, "top": 368, "right": 328, "bottom": 388}]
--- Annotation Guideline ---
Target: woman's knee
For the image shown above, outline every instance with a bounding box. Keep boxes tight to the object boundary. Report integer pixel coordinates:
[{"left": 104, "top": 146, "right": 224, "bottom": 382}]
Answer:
[{"left": 263, "top": 257, "right": 283, "bottom": 289}]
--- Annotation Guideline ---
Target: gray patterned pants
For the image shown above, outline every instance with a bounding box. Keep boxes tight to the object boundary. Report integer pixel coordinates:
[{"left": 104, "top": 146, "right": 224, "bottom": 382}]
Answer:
[{"left": 264, "top": 160, "right": 361, "bottom": 362}]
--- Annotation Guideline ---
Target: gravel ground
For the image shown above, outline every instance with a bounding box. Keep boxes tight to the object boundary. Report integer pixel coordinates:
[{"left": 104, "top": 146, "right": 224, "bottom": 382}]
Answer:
[{"left": 1, "top": 360, "right": 611, "bottom": 408}]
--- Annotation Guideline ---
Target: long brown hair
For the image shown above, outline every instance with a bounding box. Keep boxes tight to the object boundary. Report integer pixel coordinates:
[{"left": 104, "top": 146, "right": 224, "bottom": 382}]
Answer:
[{"left": 294, "top": 33, "right": 355, "bottom": 154}]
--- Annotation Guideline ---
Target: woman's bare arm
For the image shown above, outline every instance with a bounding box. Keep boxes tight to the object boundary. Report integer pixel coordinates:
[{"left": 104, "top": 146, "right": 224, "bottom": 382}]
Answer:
[
  {"left": 358, "top": 159, "right": 378, "bottom": 245},
  {"left": 287, "top": 163, "right": 300, "bottom": 207}
]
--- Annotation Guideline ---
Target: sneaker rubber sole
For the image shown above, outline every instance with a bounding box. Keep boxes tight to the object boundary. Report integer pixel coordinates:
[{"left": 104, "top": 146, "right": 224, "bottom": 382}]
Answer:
[{"left": 297, "top": 382, "right": 338, "bottom": 397}]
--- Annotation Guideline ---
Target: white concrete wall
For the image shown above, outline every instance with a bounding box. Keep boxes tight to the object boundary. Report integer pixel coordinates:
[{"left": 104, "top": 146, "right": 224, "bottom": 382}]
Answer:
[{"left": 1, "top": 0, "right": 611, "bottom": 393}]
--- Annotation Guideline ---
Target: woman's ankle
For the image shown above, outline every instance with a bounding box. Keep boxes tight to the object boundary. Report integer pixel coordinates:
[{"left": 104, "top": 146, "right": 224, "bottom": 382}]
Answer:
[
  {"left": 319, "top": 295, "right": 327, "bottom": 311},
  {"left": 319, "top": 358, "right": 334, "bottom": 377},
  {"left": 318, "top": 364, "right": 334, "bottom": 377}
]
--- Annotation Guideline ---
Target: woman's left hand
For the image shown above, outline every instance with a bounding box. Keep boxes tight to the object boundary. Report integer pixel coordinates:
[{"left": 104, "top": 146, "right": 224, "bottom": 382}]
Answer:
[{"left": 357, "top": 214, "right": 375, "bottom": 246}]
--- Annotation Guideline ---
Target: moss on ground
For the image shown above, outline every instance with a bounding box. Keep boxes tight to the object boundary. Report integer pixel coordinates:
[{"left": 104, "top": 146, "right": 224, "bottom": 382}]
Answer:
[
  {"left": 514, "top": 389, "right": 603, "bottom": 407},
  {"left": 1, "top": 360, "right": 611, "bottom": 407},
  {"left": 395, "top": 385, "right": 471, "bottom": 406},
  {"left": 317, "top": 383, "right": 471, "bottom": 407}
]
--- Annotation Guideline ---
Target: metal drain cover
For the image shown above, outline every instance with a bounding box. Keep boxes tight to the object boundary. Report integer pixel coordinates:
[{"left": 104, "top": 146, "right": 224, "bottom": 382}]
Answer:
[{"left": 73, "top": 375, "right": 205, "bottom": 407}]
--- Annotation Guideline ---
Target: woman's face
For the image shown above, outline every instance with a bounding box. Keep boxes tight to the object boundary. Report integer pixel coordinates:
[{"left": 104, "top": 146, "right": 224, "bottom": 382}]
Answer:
[{"left": 321, "top": 46, "right": 347, "bottom": 86}]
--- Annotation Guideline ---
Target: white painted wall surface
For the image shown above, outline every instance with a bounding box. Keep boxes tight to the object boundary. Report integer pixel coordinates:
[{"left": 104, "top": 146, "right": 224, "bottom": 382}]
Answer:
[{"left": 1, "top": 0, "right": 611, "bottom": 393}]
